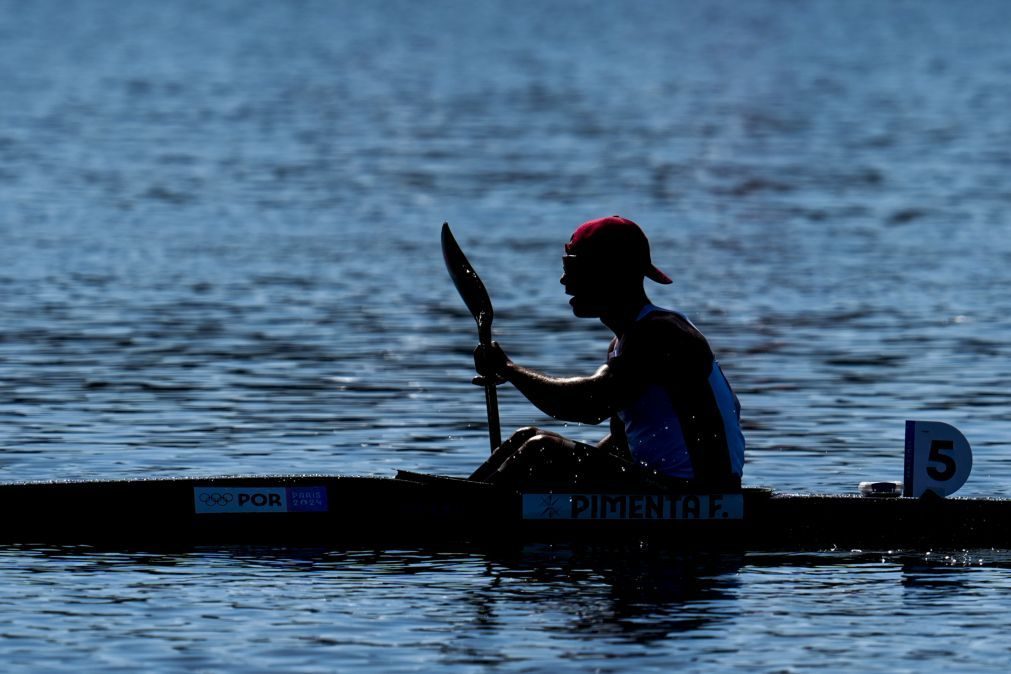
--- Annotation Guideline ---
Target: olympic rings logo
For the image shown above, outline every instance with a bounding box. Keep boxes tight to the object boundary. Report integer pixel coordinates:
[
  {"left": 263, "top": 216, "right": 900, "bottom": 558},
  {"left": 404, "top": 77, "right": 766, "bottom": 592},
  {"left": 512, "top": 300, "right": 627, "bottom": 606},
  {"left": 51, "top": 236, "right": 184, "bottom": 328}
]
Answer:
[{"left": 199, "top": 493, "right": 235, "bottom": 506}]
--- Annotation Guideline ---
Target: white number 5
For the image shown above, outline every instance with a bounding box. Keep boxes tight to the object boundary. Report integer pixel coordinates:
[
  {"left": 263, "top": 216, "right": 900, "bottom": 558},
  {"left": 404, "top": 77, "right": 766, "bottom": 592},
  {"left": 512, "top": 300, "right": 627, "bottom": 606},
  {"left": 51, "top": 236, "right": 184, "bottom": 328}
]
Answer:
[{"left": 904, "top": 421, "right": 972, "bottom": 498}]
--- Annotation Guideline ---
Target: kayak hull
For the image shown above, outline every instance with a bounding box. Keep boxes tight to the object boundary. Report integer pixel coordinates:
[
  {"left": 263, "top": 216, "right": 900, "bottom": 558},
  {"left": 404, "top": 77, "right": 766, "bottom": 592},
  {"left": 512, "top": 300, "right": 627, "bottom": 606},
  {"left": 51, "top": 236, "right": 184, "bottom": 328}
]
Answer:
[{"left": 2, "top": 473, "right": 1009, "bottom": 550}]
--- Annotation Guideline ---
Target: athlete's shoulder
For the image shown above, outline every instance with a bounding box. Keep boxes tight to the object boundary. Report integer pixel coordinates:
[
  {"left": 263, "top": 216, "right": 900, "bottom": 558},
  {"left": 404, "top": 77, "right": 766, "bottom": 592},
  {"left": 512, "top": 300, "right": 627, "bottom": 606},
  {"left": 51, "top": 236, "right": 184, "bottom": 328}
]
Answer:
[
  {"left": 633, "top": 307, "right": 708, "bottom": 347},
  {"left": 619, "top": 306, "right": 714, "bottom": 369}
]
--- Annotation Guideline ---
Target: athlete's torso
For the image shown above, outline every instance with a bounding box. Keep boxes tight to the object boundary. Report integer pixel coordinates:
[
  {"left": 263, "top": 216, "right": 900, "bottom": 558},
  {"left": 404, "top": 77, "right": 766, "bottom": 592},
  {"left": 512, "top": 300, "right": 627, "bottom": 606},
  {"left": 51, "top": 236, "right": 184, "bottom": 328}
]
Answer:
[{"left": 607, "top": 304, "right": 744, "bottom": 483}]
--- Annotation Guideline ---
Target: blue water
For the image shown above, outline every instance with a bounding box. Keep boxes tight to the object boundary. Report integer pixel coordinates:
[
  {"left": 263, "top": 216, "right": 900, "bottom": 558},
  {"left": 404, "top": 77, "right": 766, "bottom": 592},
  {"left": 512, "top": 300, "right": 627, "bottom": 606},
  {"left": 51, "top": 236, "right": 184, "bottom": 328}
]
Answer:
[{"left": 3, "top": 0, "right": 1011, "bottom": 670}]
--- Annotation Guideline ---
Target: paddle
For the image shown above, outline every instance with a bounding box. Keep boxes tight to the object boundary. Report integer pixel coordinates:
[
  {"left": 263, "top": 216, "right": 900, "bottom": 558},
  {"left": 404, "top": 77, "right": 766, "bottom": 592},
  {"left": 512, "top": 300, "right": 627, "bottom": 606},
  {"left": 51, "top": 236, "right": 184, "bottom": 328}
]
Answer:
[{"left": 441, "top": 222, "right": 502, "bottom": 452}]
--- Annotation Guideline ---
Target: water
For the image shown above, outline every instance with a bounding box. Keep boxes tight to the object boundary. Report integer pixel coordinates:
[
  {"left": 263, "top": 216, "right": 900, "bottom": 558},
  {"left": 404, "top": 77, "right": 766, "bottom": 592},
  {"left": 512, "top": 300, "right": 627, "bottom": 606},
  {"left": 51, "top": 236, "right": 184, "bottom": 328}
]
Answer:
[
  {"left": 2, "top": 0, "right": 1011, "bottom": 670},
  {"left": 2, "top": 546, "right": 1011, "bottom": 673}
]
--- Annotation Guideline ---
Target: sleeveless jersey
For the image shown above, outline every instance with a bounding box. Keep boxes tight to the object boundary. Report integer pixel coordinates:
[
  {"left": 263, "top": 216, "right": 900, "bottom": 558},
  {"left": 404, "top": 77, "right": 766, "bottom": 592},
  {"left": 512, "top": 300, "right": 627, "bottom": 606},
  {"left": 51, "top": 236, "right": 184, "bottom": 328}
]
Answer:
[{"left": 607, "top": 304, "right": 744, "bottom": 484}]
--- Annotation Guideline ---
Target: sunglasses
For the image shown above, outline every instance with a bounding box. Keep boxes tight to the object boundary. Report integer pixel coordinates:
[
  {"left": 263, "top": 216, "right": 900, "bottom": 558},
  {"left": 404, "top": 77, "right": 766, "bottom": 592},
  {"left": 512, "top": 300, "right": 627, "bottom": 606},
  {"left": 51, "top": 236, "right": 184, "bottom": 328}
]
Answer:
[{"left": 561, "top": 255, "right": 585, "bottom": 275}]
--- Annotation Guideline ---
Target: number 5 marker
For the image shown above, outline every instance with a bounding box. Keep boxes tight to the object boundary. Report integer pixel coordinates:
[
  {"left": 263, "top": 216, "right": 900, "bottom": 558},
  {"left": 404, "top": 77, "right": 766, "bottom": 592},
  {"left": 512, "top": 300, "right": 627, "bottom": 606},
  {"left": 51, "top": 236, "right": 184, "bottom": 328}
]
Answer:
[{"left": 903, "top": 420, "right": 973, "bottom": 498}]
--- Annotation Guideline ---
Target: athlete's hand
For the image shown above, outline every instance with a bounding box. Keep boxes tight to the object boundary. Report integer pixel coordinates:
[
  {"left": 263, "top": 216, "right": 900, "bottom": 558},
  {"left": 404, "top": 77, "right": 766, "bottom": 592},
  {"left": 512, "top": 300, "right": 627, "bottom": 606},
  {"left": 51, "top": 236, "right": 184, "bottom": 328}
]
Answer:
[{"left": 473, "top": 341, "right": 508, "bottom": 386}]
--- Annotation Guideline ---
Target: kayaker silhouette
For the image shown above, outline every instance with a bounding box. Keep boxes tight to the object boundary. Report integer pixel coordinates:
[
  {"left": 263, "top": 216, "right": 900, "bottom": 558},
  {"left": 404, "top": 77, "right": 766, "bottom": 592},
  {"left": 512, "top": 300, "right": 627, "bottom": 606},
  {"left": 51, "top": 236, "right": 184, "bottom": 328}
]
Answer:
[{"left": 468, "top": 216, "right": 745, "bottom": 489}]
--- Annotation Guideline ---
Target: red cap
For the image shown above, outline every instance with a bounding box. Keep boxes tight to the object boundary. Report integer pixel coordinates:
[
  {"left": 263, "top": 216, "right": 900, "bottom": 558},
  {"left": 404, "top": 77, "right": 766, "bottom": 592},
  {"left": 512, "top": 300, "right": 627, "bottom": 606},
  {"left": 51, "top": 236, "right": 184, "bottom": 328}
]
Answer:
[{"left": 565, "top": 216, "right": 672, "bottom": 284}]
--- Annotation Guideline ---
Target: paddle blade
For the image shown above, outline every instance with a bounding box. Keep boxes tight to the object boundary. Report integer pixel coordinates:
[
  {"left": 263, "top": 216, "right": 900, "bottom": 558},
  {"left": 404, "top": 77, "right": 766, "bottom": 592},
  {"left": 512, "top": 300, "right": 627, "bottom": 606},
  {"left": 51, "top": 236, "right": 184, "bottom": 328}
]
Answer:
[
  {"left": 441, "top": 222, "right": 502, "bottom": 451},
  {"left": 441, "top": 223, "right": 494, "bottom": 344}
]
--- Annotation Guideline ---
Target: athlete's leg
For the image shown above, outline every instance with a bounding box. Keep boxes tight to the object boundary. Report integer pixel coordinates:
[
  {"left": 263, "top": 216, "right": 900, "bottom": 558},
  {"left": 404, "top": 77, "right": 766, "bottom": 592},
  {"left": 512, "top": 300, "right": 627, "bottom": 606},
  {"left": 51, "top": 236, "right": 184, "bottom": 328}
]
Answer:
[
  {"left": 468, "top": 427, "right": 562, "bottom": 481},
  {"left": 489, "top": 434, "right": 675, "bottom": 489},
  {"left": 487, "top": 432, "right": 575, "bottom": 486}
]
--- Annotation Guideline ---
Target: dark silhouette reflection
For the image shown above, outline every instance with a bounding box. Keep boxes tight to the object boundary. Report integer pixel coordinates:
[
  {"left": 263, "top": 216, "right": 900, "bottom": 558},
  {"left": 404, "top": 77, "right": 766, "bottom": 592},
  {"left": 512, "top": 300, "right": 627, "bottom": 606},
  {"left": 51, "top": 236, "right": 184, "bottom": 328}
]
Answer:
[
  {"left": 470, "top": 543, "right": 746, "bottom": 644},
  {"left": 6, "top": 542, "right": 742, "bottom": 647}
]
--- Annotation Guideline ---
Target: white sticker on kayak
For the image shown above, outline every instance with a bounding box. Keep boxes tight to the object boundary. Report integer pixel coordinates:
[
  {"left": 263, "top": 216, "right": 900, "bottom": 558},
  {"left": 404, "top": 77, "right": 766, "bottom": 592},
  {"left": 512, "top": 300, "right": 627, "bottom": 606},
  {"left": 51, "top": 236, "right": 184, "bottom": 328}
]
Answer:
[
  {"left": 522, "top": 493, "right": 744, "bottom": 520},
  {"left": 193, "top": 486, "right": 328, "bottom": 514}
]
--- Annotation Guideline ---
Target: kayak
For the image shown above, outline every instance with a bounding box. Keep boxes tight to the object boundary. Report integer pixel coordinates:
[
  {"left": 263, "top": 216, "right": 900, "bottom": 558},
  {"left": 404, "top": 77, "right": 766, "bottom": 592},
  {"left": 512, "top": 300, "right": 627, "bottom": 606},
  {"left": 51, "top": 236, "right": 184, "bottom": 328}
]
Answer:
[
  {"left": 2, "top": 229, "right": 992, "bottom": 551},
  {"left": 2, "top": 470, "right": 1008, "bottom": 550}
]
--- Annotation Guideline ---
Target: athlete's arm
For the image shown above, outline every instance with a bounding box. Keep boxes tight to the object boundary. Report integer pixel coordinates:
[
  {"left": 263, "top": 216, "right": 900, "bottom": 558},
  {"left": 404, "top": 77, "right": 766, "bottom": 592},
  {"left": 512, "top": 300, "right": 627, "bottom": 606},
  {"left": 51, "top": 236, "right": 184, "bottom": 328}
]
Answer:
[
  {"left": 501, "top": 360, "right": 618, "bottom": 424},
  {"left": 475, "top": 342, "right": 640, "bottom": 425}
]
